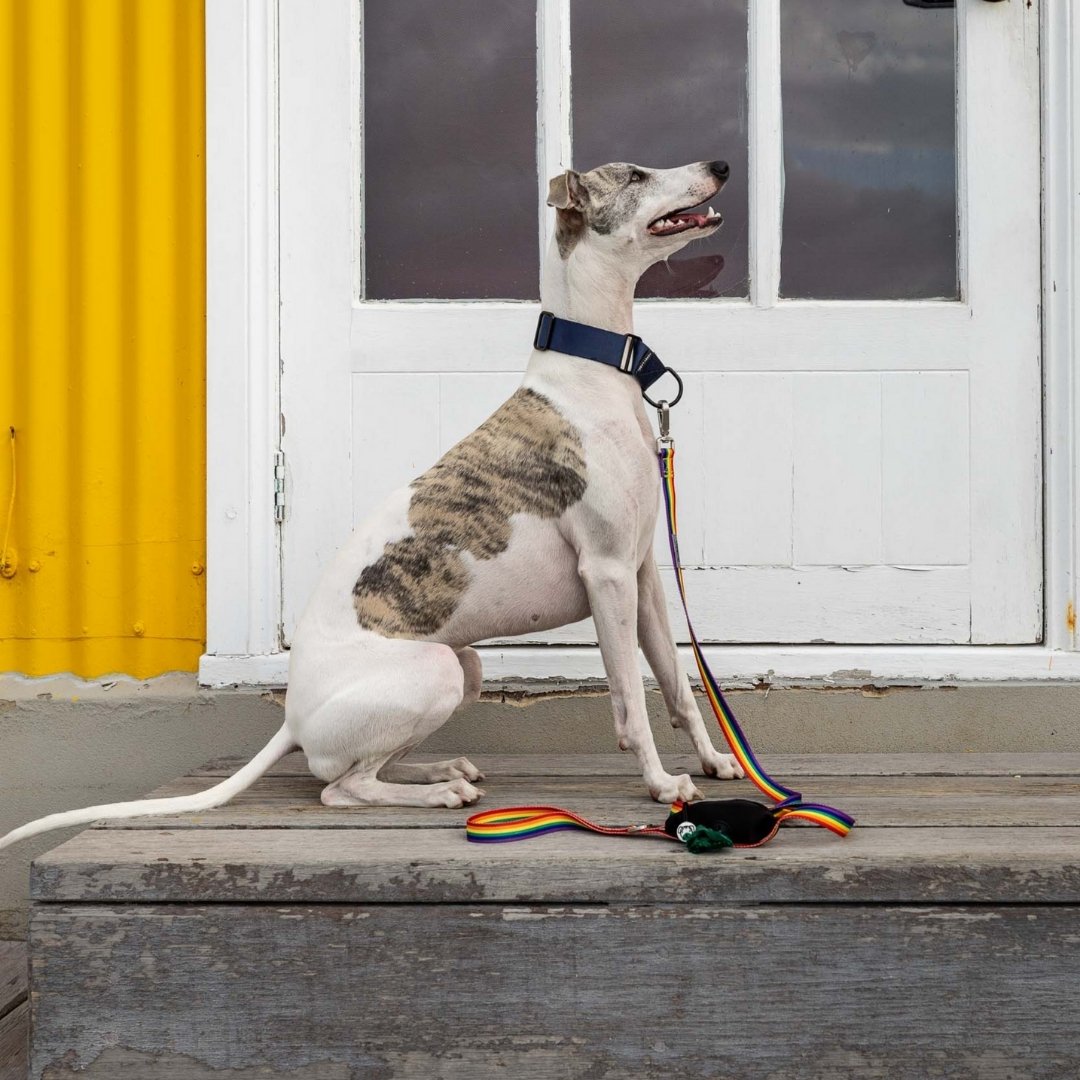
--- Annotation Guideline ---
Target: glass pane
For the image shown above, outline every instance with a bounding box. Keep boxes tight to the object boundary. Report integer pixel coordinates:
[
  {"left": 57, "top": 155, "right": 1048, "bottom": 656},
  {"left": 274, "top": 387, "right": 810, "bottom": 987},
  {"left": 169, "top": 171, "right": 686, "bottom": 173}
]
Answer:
[
  {"left": 572, "top": 0, "right": 749, "bottom": 300},
  {"left": 363, "top": 0, "right": 538, "bottom": 300},
  {"left": 781, "top": 0, "right": 957, "bottom": 300}
]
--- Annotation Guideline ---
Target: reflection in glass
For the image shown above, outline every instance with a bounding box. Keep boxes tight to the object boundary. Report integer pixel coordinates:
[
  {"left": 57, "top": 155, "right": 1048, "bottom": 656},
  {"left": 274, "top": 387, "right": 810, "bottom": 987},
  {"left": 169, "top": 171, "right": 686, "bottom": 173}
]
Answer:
[
  {"left": 364, "top": 0, "right": 538, "bottom": 300},
  {"left": 781, "top": 0, "right": 957, "bottom": 300},
  {"left": 572, "top": 0, "right": 749, "bottom": 299}
]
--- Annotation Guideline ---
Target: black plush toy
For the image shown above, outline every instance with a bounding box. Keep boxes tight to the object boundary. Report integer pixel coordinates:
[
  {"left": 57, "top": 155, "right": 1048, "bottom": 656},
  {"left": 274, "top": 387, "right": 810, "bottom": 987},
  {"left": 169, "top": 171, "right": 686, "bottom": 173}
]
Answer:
[{"left": 664, "top": 798, "right": 786, "bottom": 852}]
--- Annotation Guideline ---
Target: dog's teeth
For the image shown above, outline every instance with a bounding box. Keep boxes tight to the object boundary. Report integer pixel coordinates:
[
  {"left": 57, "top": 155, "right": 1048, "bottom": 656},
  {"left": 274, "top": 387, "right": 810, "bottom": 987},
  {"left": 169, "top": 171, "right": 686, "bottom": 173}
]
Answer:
[{"left": 706, "top": 206, "right": 717, "bottom": 218}]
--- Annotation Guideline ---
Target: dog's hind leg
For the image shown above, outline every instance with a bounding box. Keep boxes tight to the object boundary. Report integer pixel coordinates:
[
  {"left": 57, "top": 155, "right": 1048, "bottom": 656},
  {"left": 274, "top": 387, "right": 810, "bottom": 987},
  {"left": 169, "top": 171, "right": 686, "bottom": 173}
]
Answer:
[
  {"left": 455, "top": 646, "right": 483, "bottom": 706},
  {"left": 322, "top": 772, "right": 483, "bottom": 808},
  {"left": 636, "top": 555, "right": 744, "bottom": 781},
  {"left": 295, "top": 640, "right": 485, "bottom": 808},
  {"left": 377, "top": 756, "right": 485, "bottom": 784},
  {"left": 374, "top": 648, "right": 485, "bottom": 785}
]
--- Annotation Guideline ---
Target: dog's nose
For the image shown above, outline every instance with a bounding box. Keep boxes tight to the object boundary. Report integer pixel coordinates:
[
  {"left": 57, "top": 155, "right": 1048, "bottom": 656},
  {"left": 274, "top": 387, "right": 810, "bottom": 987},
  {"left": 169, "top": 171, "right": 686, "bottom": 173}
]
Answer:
[{"left": 708, "top": 160, "right": 730, "bottom": 181}]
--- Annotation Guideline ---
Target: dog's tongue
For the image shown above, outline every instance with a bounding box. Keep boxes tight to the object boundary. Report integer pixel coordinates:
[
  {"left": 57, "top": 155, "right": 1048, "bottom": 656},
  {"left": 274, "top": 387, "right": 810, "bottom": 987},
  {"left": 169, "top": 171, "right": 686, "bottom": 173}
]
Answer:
[{"left": 686, "top": 214, "right": 708, "bottom": 227}]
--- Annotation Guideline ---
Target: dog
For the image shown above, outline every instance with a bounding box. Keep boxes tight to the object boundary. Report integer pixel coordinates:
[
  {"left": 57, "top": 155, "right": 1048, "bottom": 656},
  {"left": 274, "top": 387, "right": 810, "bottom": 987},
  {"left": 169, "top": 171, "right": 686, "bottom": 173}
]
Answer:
[{"left": 0, "top": 158, "right": 744, "bottom": 850}]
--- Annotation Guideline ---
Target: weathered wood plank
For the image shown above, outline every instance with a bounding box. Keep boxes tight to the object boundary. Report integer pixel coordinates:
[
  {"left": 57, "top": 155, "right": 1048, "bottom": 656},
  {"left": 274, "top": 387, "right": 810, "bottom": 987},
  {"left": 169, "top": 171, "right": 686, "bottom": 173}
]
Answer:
[
  {"left": 93, "top": 770, "right": 1080, "bottom": 831},
  {"left": 94, "top": 788, "right": 1080, "bottom": 831},
  {"left": 29, "top": 904, "right": 1080, "bottom": 1080},
  {"left": 0, "top": 943, "right": 27, "bottom": 1020},
  {"left": 30, "top": 826, "right": 1080, "bottom": 904},
  {"left": 136, "top": 773, "right": 1080, "bottom": 801},
  {"left": 0, "top": 1001, "right": 28, "bottom": 1080},
  {"left": 193, "top": 751, "right": 1080, "bottom": 778}
]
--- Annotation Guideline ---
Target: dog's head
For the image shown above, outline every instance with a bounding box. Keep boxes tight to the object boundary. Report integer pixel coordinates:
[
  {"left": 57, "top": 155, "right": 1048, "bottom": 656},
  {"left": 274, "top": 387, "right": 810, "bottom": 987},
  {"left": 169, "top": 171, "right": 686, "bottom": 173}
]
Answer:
[{"left": 546, "top": 159, "right": 728, "bottom": 270}]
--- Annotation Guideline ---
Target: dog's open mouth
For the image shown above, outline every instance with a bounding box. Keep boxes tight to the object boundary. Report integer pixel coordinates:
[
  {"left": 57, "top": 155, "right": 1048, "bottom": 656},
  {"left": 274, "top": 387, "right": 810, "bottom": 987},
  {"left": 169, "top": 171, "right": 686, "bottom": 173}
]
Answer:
[{"left": 647, "top": 203, "right": 722, "bottom": 237}]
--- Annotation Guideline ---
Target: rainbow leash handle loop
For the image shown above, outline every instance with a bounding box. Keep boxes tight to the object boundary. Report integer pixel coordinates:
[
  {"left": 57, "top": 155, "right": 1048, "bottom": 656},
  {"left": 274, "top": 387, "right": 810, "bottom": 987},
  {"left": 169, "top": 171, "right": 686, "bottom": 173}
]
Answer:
[{"left": 465, "top": 438, "right": 854, "bottom": 852}]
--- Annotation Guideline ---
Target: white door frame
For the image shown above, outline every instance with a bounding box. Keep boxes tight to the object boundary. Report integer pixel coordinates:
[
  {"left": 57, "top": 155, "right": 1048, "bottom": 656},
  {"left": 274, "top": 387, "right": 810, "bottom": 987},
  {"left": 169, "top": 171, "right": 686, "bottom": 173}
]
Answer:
[{"left": 201, "top": 0, "right": 1080, "bottom": 689}]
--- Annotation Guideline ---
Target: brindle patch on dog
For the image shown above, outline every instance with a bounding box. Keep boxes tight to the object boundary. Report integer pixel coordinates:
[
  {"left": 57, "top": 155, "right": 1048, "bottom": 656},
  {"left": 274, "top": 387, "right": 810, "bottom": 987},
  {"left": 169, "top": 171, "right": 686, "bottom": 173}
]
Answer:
[
  {"left": 555, "top": 208, "right": 586, "bottom": 259},
  {"left": 354, "top": 388, "right": 587, "bottom": 637},
  {"left": 584, "top": 163, "right": 646, "bottom": 236}
]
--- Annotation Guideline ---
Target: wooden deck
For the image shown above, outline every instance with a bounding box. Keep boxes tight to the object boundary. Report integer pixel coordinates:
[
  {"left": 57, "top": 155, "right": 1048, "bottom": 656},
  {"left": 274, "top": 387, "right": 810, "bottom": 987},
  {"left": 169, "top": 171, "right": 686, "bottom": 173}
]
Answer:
[
  {"left": 0, "top": 941, "right": 28, "bottom": 1080},
  {"left": 26, "top": 752, "right": 1080, "bottom": 1078}
]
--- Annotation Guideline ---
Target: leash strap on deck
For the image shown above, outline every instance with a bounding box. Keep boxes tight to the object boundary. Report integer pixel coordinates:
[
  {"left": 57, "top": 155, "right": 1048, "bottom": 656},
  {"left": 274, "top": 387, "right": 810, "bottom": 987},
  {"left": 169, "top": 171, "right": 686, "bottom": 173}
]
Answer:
[
  {"left": 466, "top": 805, "right": 670, "bottom": 844},
  {"left": 658, "top": 443, "right": 854, "bottom": 838},
  {"left": 464, "top": 798, "right": 845, "bottom": 851}
]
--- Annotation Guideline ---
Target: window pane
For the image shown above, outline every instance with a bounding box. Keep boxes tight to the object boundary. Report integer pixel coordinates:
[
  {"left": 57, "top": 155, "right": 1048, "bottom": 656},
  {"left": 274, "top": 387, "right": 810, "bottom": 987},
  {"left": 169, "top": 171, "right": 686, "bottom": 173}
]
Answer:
[
  {"left": 363, "top": 0, "right": 538, "bottom": 300},
  {"left": 781, "top": 0, "right": 957, "bottom": 300},
  {"left": 572, "top": 0, "right": 749, "bottom": 300}
]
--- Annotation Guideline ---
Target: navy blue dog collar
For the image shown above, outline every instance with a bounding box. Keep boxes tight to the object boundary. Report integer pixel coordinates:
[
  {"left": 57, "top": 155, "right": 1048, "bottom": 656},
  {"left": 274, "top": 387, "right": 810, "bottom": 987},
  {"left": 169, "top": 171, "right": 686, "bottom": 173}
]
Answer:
[{"left": 533, "top": 311, "right": 683, "bottom": 407}]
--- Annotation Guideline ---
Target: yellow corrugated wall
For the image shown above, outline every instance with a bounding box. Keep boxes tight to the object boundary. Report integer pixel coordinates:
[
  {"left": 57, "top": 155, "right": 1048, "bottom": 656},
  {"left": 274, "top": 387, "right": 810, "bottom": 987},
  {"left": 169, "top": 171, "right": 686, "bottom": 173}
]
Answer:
[{"left": 0, "top": 0, "right": 206, "bottom": 678}]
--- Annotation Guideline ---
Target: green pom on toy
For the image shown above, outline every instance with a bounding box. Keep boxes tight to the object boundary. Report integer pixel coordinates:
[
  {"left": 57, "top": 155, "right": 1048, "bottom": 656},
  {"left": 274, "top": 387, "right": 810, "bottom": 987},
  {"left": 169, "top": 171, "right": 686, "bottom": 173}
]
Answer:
[{"left": 684, "top": 825, "right": 734, "bottom": 854}]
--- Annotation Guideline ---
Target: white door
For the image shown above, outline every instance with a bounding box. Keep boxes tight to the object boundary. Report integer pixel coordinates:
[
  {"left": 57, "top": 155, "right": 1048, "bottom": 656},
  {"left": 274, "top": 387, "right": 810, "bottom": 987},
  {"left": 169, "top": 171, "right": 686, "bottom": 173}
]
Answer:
[{"left": 279, "top": 0, "right": 1042, "bottom": 653}]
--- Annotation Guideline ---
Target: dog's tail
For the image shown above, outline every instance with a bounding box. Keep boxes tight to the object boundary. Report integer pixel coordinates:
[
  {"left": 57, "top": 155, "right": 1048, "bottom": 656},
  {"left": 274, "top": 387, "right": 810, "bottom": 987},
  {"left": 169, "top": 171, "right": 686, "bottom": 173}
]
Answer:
[{"left": 0, "top": 724, "right": 297, "bottom": 851}]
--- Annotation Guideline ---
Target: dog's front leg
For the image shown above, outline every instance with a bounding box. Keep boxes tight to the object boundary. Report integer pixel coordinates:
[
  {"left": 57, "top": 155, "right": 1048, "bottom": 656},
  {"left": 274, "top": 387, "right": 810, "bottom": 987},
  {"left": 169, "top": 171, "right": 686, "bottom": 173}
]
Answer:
[
  {"left": 580, "top": 557, "right": 703, "bottom": 804},
  {"left": 636, "top": 556, "right": 744, "bottom": 781}
]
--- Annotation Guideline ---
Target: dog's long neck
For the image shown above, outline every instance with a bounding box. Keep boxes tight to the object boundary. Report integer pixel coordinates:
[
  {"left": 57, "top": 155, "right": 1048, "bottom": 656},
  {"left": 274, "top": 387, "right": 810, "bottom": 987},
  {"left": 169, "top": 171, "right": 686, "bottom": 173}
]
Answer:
[
  {"left": 539, "top": 239, "right": 640, "bottom": 336},
  {"left": 529, "top": 239, "right": 652, "bottom": 426}
]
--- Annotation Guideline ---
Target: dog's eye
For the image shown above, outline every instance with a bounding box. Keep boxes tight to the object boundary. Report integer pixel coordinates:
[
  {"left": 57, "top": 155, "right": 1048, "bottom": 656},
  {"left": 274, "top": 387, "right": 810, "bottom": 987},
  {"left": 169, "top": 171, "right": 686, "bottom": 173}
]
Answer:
[{"left": 629, "top": 170, "right": 645, "bottom": 184}]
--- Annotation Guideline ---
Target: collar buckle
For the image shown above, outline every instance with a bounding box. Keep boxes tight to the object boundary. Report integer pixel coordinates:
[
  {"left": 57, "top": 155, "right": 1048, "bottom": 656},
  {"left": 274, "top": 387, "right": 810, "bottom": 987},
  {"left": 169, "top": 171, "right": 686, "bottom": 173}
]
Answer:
[{"left": 534, "top": 310, "right": 556, "bottom": 351}]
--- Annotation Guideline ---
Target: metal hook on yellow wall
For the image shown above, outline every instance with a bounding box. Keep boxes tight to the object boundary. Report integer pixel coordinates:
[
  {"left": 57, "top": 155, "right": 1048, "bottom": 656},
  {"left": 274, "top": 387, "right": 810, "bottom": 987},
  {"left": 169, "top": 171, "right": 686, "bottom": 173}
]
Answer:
[{"left": 1, "top": 427, "right": 16, "bottom": 578}]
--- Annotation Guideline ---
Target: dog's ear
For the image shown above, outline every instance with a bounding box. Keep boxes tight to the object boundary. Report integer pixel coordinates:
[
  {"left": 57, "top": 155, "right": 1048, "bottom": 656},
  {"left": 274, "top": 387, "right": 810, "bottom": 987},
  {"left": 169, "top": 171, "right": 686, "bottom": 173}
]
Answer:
[{"left": 547, "top": 170, "right": 587, "bottom": 210}]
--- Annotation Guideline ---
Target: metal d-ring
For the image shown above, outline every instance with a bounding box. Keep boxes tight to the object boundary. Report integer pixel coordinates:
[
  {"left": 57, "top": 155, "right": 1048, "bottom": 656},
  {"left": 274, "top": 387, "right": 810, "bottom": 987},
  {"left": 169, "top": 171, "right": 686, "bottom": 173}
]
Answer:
[{"left": 642, "top": 367, "right": 684, "bottom": 410}]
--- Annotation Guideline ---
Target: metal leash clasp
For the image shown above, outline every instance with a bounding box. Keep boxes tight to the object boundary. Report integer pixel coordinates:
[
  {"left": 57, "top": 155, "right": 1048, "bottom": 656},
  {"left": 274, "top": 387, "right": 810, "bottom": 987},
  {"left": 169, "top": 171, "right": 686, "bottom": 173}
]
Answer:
[{"left": 655, "top": 401, "right": 673, "bottom": 452}]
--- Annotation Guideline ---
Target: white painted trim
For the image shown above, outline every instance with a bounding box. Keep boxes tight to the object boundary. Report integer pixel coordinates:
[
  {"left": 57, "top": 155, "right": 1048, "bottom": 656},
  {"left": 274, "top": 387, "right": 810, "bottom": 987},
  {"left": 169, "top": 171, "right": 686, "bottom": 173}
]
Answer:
[
  {"left": 202, "top": 0, "right": 281, "bottom": 678},
  {"left": 954, "top": 0, "right": 970, "bottom": 301},
  {"left": 1043, "top": 0, "right": 1079, "bottom": 651},
  {"left": 345, "top": 300, "right": 972, "bottom": 372},
  {"left": 748, "top": 0, "right": 782, "bottom": 308},
  {"left": 536, "top": 0, "right": 571, "bottom": 266},
  {"left": 199, "top": 644, "right": 1080, "bottom": 690},
  {"left": 963, "top": 0, "right": 1042, "bottom": 640}
]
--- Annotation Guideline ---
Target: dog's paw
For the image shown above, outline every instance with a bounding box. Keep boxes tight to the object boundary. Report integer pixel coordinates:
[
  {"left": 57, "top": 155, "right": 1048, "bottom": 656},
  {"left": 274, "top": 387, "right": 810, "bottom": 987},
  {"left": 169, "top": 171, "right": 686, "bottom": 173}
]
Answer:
[
  {"left": 701, "top": 751, "right": 745, "bottom": 780},
  {"left": 446, "top": 756, "right": 485, "bottom": 783},
  {"left": 649, "top": 772, "right": 703, "bottom": 804},
  {"left": 434, "top": 778, "right": 485, "bottom": 808}
]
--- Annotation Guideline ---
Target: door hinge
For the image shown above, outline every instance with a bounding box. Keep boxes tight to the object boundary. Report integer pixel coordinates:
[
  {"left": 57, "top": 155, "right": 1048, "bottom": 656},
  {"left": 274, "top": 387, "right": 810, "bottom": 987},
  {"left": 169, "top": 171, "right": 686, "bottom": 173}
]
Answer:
[{"left": 274, "top": 450, "right": 286, "bottom": 524}]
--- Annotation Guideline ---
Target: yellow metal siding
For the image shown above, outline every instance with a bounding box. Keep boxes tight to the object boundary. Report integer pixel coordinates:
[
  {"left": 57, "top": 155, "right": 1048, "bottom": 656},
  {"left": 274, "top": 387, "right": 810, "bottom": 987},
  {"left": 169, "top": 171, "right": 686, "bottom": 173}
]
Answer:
[{"left": 0, "top": 0, "right": 206, "bottom": 677}]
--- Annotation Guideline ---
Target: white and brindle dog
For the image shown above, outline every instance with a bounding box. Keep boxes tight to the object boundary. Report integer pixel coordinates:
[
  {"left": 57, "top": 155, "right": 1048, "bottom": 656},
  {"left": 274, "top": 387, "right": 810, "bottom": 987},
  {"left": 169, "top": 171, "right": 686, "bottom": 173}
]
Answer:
[{"left": 0, "top": 158, "right": 745, "bottom": 851}]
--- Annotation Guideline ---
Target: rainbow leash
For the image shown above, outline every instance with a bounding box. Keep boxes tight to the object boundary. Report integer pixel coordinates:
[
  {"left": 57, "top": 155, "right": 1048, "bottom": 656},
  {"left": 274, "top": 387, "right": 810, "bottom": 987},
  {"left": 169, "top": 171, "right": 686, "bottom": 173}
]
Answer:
[
  {"left": 658, "top": 443, "right": 853, "bottom": 838},
  {"left": 466, "top": 805, "right": 669, "bottom": 844},
  {"left": 465, "top": 412, "right": 854, "bottom": 850},
  {"left": 464, "top": 799, "right": 845, "bottom": 849}
]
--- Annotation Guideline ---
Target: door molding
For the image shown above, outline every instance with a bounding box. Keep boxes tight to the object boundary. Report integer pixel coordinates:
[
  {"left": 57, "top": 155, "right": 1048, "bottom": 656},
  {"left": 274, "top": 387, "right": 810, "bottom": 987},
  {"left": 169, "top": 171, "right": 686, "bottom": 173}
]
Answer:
[
  {"left": 204, "top": 0, "right": 281, "bottom": 666},
  {"left": 202, "top": 0, "right": 1080, "bottom": 687},
  {"left": 1044, "top": 0, "right": 1080, "bottom": 653}
]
